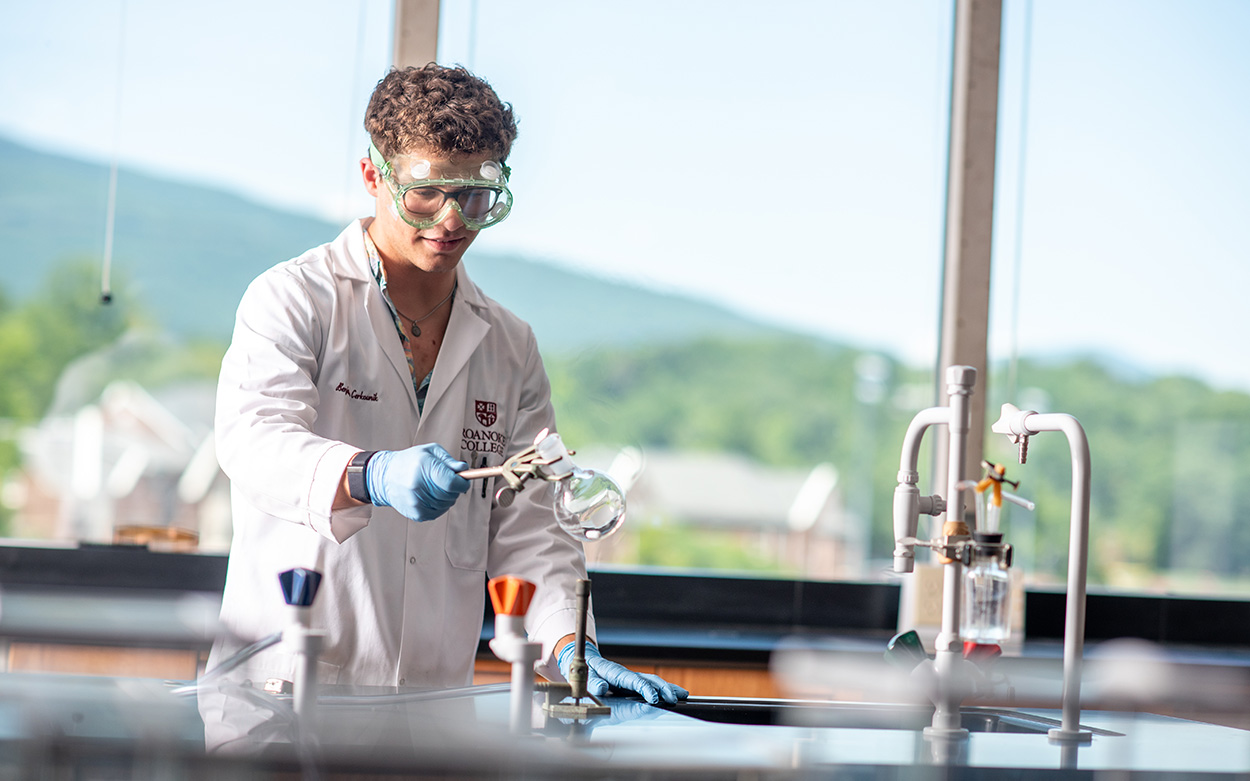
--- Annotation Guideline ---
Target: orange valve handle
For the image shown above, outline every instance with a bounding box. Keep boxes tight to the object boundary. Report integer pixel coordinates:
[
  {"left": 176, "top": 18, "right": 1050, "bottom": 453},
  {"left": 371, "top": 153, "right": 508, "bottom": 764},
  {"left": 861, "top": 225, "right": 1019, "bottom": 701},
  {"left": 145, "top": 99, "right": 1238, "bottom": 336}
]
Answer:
[{"left": 488, "top": 575, "right": 537, "bottom": 617}]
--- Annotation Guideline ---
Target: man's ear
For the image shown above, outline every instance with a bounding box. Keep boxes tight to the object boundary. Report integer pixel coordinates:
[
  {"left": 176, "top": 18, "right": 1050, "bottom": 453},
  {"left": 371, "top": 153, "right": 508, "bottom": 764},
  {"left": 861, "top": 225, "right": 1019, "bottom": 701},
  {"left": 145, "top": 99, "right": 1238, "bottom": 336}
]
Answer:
[{"left": 361, "top": 158, "right": 383, "bottom": 197}]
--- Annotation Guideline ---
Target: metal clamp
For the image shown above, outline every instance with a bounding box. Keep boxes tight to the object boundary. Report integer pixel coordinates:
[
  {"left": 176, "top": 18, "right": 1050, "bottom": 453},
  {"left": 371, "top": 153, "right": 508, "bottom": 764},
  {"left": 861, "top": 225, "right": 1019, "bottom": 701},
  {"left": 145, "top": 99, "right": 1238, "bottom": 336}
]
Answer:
[{"left": 458, "top": 428, "right": 575, "bottom": 507}]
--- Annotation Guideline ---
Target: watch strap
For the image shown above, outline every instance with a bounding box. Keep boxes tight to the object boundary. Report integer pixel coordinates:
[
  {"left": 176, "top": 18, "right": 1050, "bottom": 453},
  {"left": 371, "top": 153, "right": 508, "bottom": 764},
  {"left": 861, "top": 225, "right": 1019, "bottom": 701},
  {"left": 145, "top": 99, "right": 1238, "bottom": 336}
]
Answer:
[{"left": 347, "top": 450, "right": 377, "bottom": 505}]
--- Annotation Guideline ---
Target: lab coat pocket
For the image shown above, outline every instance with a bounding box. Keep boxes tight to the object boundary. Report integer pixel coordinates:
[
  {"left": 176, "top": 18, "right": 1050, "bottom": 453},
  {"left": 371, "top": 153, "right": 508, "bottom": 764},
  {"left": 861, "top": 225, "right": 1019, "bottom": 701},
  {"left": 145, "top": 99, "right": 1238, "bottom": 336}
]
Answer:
[
  {"left": 313, "top": 657, "right": 341, "bottom": 685},
  {"left": 444, "top": 499, "right": 489, "bottom": 571}
]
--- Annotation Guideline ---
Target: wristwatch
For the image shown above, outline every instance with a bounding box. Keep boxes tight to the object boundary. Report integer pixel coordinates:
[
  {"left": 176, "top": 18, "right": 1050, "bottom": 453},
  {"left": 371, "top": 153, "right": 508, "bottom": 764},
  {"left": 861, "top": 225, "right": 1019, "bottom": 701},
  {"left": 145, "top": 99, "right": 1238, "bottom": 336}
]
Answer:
[{"left": 346, "top": 450, "right": 377, "bottom": 505}]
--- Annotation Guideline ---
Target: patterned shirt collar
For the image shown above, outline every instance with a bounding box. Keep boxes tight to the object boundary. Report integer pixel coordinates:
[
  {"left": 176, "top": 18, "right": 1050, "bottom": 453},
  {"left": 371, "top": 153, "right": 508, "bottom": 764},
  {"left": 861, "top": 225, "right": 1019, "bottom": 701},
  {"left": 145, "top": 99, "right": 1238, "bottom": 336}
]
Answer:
[
  {"left": 361, "top": 225, "right": 433, "bottom": 412},
  {"left": 362, "top": 227, "right": 396, "bottom": 314}
]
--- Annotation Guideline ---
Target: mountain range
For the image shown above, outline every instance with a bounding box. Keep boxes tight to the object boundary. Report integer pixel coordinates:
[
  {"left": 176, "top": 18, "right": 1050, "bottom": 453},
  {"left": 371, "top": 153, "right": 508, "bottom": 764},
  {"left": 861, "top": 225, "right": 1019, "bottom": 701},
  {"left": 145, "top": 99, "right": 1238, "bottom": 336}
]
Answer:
[{"left": 0, "top": 136, "right": 790, "bottom": 353}]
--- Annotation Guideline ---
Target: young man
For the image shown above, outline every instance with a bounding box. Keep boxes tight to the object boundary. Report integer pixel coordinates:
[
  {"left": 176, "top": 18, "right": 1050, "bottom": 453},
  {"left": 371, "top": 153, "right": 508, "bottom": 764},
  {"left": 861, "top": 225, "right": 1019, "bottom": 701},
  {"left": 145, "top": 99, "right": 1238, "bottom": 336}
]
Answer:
[{"left": 209, "top": 65, "right": 685, "bottom": 705}]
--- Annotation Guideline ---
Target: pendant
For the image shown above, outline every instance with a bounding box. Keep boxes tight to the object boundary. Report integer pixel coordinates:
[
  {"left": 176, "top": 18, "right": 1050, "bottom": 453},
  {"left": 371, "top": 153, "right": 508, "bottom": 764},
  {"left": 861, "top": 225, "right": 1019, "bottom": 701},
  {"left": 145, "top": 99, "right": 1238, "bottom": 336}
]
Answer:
[{"left": 411, "top": 323, "right": 421, "bottom": 338}]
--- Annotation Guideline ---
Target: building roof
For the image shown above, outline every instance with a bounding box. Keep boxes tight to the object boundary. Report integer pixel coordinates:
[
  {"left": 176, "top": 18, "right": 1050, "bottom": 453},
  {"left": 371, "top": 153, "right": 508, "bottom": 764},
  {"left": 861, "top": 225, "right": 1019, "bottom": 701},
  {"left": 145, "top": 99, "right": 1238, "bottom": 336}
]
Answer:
[{"left": 578, "top": 447, "right": 846, "bottom": 535}]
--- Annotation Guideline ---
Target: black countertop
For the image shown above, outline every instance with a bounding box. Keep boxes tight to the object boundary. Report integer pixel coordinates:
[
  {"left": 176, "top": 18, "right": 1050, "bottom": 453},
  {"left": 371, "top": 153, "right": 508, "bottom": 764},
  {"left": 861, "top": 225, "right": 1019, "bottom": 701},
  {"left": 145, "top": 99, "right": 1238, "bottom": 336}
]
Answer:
[{"left": 3, "top": 544, "right": 1250, "bottom": 666}]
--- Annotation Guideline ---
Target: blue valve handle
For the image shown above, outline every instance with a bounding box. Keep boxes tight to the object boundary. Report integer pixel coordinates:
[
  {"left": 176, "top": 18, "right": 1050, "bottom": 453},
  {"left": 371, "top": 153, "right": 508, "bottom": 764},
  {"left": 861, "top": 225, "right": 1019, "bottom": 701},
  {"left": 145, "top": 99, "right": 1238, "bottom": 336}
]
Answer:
[{"left": 279, "top": 567, "right": 323, "bottom": 607}]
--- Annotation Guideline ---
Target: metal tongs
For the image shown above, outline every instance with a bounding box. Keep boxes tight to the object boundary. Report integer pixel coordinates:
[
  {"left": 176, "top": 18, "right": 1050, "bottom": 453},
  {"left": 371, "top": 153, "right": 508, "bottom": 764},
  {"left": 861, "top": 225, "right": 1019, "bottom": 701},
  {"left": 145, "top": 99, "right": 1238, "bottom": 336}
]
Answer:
[{"left": 458, "top": 428, "right": 575, "bottom": 507}]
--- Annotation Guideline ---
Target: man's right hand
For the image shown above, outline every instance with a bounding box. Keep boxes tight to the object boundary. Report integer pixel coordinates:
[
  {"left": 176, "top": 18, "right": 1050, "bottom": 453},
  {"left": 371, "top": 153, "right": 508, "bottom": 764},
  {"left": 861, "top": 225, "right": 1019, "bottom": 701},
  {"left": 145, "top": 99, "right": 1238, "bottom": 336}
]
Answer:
[{"left": 366, "top": 444, "right": 470, "bottom": 522}]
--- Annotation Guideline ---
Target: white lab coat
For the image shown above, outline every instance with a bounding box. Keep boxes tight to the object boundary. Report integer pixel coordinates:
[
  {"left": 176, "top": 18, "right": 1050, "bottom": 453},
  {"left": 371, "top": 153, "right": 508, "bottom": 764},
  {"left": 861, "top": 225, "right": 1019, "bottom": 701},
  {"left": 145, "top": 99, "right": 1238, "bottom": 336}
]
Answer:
[{"left": 208, "top": 219, "right": 592, "bottom": 690}]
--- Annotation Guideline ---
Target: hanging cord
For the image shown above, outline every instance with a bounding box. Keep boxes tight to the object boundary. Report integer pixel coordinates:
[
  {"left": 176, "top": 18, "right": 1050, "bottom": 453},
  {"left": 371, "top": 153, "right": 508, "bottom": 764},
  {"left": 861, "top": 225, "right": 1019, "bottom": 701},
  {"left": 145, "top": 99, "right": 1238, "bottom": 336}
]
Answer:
[
  {"left": 1006, "top": 0, "right": 1034, "bottom": 402},
  {"left": 467, "top": 0, "right": 479, "bottom": 70},
  {"left": 340, "top": 0, "right": 370, "bottom": 219},
  {"left": 101, "top": 169, "right": 117, "bottom": 304},
  {"left": 101, "top": 0, "right": 128, "bottom": 305}
]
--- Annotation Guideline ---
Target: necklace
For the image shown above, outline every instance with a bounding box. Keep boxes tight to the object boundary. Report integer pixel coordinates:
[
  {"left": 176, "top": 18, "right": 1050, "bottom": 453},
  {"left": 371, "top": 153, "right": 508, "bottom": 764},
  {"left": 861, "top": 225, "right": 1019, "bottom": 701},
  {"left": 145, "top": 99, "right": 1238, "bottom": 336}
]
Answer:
[{"left": 394, "top": 282, "right": 457, "bottom": 338}]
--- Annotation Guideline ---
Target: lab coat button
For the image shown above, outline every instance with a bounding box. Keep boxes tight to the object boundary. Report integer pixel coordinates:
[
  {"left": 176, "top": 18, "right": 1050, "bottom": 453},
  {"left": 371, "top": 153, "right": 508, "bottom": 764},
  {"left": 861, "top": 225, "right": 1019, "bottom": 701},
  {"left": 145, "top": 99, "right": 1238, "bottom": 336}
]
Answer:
[
  {"left": 399, "top": 678, "right": 406, "bottom": 686},
  {"left": 409, "top": 556, "right": 416, "bottom": 564}
]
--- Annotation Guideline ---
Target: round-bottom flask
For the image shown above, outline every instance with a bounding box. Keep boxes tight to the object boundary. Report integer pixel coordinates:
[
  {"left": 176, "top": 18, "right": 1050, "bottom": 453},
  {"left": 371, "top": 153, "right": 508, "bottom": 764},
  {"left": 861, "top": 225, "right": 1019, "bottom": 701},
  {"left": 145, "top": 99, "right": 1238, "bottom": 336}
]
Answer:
[{"left": 551, "top": 468, "right": 626, "bottom": 542}]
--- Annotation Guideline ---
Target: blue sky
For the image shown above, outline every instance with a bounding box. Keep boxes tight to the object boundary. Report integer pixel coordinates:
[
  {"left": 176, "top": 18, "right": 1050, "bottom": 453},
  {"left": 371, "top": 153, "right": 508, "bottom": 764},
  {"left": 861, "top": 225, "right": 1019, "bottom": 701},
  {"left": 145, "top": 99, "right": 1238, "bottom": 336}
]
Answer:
[
  {"left": 2, "top": 0, "right": 1247, "bottom": 391},
  {"left": 990, "top": 0, "right": 1250, "bottom": 392}
]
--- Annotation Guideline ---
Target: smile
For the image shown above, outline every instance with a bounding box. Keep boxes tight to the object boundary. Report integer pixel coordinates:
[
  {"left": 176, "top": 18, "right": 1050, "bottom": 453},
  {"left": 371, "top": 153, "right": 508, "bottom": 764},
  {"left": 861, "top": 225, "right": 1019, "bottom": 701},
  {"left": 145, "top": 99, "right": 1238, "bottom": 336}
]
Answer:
[{"left": 423, "top": 236, "right": 464, "bottom": 252}]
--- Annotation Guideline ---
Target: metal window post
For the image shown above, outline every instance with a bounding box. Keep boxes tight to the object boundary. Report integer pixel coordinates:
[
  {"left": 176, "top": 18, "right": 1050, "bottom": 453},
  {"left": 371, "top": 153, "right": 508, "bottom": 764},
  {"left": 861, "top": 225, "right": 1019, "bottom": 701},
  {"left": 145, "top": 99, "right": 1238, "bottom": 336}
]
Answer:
[
  {"left": 932, "top": 0, "right": 1002, "bottom": 522},
  {"left": 393, "top": 0, "right": 440, "bottom": 68}
]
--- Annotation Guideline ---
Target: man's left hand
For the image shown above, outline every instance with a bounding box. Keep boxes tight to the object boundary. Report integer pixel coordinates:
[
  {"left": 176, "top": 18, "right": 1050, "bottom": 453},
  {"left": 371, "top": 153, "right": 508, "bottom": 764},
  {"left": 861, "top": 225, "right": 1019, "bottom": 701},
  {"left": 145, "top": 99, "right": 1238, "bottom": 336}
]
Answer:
[{"left": 558, "top": 641, "right": 689, "bottom": 705}]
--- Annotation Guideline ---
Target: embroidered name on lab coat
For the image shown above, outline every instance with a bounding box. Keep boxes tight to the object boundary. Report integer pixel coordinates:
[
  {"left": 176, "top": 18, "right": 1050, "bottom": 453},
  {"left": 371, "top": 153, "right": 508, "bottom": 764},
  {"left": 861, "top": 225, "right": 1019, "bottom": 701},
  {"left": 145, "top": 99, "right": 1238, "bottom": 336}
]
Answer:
[{"left": 335, "top": 382, "right": 379, "bottom": 402}]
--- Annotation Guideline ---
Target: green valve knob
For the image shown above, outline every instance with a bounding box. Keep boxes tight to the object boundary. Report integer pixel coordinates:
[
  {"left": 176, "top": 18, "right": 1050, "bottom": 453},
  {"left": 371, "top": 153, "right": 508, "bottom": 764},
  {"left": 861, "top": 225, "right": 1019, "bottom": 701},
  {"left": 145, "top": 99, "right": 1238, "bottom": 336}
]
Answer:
[{"left": 884, "top": 629, "right": 930, "bottom": 670}]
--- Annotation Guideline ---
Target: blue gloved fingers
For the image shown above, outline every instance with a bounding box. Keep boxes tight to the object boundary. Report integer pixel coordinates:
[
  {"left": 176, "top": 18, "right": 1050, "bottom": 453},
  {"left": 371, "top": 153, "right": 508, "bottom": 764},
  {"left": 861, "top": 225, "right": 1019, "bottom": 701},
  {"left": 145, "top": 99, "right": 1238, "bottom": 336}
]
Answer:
[
  {"left": 558, "top": 641, "right": 617, "bottom": 697},
  {"left": 596, "top": 665, "right": 689, "bottom": 705},
  {"left": 413, "top": 447, "right": 470, "bottom": 514},
  {"left": 586, "top": 673, "right": 611, "bottom": 698},
  {"left": 433, "top": 448, "right": 471, "bottom": 491},
  {"left": 559, "top": 642, "right": 689, "bottom": 705},
  {"left": 365, "top": 444, "right": 471, "bottom": 522},
  {"left": 636, "top": 672, "right": 690, "bottom": 705},
  {"left": 585, "top": 654, "right": 662, "bottom": 704}
]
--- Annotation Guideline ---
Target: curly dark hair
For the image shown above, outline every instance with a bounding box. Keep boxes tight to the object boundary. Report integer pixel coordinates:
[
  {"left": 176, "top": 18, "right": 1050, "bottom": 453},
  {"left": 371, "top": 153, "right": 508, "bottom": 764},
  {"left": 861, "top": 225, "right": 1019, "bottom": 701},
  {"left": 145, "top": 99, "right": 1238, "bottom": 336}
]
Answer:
[{"left": 364, "top": 64, "right": 518, "bottom": 162}]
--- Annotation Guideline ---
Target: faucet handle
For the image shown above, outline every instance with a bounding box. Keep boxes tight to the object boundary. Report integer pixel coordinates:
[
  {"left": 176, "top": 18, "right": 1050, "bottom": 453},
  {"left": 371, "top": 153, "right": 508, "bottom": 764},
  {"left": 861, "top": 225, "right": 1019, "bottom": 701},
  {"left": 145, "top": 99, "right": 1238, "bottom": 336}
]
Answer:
[
  {"left": 992, "top": 403, "right": 1035, "bottom": 464},
  {"left": 488, "top": 575, "right": 537, "bottom": 617},
  {"left": 990, "top": 403, "right": 1020, "bottom": 435}
]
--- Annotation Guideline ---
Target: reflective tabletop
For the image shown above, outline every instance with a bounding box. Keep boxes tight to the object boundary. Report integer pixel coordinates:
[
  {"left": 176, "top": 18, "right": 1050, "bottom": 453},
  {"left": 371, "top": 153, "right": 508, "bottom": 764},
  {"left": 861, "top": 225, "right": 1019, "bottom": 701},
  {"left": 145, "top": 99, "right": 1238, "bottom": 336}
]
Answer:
[{"left": 1, "top": 672, "right": 1248, "bottom": 779}]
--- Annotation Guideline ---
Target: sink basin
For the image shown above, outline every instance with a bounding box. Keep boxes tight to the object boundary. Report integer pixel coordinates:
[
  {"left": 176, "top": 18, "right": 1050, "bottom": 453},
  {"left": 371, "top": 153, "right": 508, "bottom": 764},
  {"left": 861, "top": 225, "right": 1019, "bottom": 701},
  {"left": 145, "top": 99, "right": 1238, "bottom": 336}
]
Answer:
[{"left": 665, "top": 698, "right": 1119, "bottom": 735}]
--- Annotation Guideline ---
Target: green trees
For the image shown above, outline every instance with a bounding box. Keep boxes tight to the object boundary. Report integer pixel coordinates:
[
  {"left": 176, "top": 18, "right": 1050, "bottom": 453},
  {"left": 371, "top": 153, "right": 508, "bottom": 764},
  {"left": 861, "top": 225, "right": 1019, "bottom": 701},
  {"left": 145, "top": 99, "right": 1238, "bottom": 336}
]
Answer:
[
  {"left": 0, "top": 259, "right": 226, "bottom": 533},
  {"left": 985, "top": 360, "right": 1250, "bottom": 590},
  {"left": 4, "top": 258, "right": 1249, "bottom": 592},
  {"left": 547, "top": 340, "right": 1250, "bottom": 591},
  {"left": 0, "top": 259, "right": 128, "bottom": 531},
  {"left": 0, "top": 259, "right": 130, "bottom": 421}
]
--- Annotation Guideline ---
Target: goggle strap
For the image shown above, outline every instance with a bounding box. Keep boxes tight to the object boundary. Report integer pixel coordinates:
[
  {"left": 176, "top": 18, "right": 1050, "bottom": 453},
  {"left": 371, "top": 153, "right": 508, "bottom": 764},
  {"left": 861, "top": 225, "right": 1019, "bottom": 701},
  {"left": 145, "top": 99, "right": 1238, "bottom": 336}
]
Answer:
[{"left": 367, "top": 141, "right": 392, "bottom": 177}]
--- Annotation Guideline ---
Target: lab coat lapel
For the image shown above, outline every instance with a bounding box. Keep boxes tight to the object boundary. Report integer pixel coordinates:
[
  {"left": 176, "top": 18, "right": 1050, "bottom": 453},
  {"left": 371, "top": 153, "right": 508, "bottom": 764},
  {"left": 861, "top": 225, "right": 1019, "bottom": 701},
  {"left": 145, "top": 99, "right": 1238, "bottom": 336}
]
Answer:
[
  {"left": 423, "top": 268, "right": 489, "bottom": 420},
  {"left": 339, "top": 219, "right": 422, "bottom": 418},
  {"left": 365, "top": 284, "right": 422, "bottom": 417}
]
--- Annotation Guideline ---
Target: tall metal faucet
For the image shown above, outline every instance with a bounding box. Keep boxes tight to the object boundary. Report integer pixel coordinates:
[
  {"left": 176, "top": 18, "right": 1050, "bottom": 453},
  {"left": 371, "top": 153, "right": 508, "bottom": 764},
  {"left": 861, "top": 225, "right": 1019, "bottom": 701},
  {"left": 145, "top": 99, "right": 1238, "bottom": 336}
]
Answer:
[
  {"left": 891, "top": 365, "right": 1094, "bottom": 743},
  {"left": 992, "top": 403, "right": 1093, "bottom": 743},
  {"left": 892, "top": 365, "right": 976, "bottom": 738}
]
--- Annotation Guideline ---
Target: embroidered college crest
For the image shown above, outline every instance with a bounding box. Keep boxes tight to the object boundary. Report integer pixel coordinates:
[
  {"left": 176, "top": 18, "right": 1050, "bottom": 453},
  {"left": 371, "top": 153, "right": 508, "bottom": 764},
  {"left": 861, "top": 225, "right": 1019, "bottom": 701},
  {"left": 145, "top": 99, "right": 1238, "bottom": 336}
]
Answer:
[{"left": 475, "top": 400, "right": 497, "bottom": 427}]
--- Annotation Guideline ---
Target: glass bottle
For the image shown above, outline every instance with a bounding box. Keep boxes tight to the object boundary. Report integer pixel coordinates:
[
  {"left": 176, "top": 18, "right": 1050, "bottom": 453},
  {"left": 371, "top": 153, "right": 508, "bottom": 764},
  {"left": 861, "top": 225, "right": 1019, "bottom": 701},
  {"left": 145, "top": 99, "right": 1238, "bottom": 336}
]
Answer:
[{"left": 961, "top": 531, "right": 1012, "bottom": 643}]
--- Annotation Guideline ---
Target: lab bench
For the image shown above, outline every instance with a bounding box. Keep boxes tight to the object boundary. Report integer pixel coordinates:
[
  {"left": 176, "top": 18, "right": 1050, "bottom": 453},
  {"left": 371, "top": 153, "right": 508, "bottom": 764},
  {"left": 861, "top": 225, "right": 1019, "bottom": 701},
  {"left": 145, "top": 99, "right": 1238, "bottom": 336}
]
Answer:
[
  {"left": 2, "top": 670, "right": 1250, "bottom": 779},
  {"left": 0, "top": 544, "right": 902, "bottom": 696},
  {"left": 2, "top": 543, "right": 1250, "bottom": 731}
]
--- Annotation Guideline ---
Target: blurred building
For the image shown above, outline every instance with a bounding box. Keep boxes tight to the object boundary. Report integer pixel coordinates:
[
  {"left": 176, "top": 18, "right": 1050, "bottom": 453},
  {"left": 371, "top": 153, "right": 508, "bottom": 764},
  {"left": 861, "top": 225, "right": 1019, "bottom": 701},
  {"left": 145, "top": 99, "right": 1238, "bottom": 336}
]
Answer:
[
  {"left": 11, "top": 379, "right": 230, "bottom": 551},
  {"left": 580, "top": 447, "right": 863, "bottom": 580}
]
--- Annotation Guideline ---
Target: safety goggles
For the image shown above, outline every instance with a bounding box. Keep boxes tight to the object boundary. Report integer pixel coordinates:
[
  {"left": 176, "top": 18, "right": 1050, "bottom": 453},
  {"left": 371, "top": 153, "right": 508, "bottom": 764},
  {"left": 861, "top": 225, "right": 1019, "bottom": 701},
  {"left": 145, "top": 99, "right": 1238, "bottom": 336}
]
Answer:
[{"left": 369, "top": 142, "right": 513, "bottom": 230}]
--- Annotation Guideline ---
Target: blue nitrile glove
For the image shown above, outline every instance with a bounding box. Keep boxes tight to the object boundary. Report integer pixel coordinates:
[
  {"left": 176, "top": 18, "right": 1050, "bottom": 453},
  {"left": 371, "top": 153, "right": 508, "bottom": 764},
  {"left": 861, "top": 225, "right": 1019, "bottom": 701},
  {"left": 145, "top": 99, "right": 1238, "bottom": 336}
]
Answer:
[
  {"left": 365, "top": 444, "right": 470, "bottom": 522},
  {"left": 558, "top": 641, "right": 689, "bottom": 705}
]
